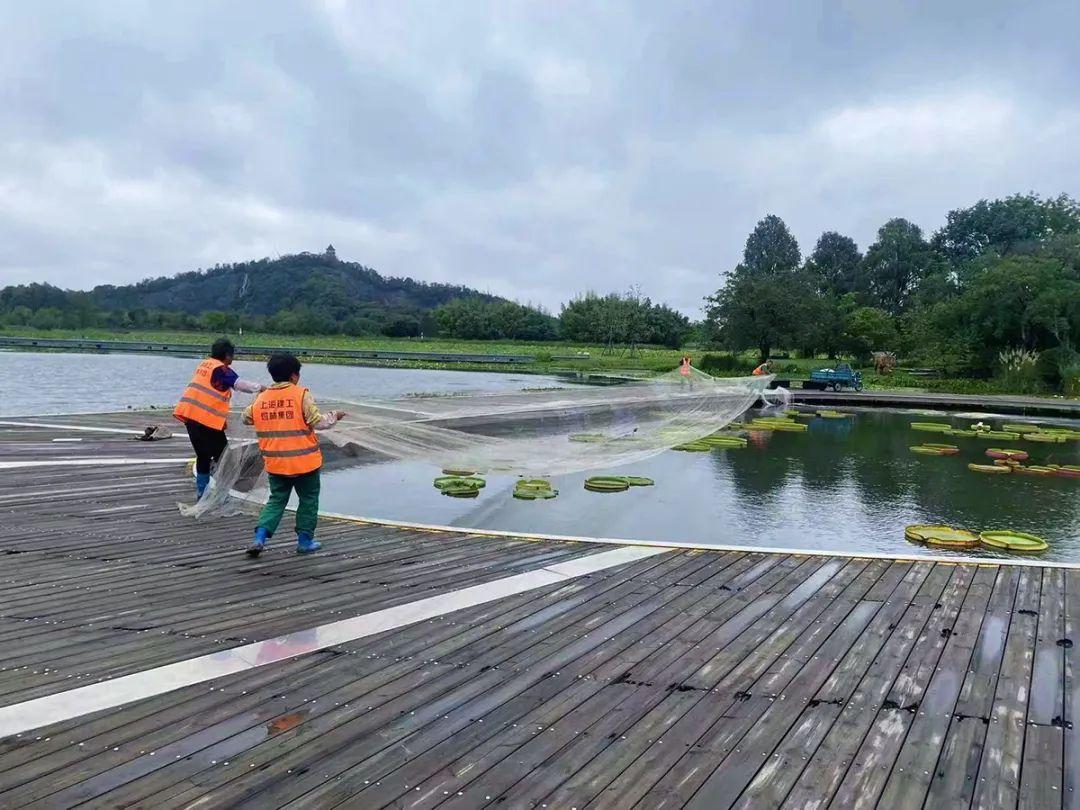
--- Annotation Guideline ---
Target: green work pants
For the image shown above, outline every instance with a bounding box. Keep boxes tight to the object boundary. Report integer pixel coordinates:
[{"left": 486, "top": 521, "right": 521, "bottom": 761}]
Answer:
[{"left": 258, "top": 469, "right": 321, "bottom": 537}]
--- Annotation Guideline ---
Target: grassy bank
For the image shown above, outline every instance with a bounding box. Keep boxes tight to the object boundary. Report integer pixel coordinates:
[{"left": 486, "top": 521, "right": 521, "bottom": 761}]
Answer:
[
  {"left": 4, "top": 326, "right": 1075, "bottom": 399},
  {"left": 0, "top": 326, "right": 685, "bottom": 375}
]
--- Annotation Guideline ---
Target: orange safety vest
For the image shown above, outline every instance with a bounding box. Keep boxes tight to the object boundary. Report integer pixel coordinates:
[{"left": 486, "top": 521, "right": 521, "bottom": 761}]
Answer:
[
  {"left": 752, "top": 363, "right": 768, "bottom": 376},
  {"left": 252, "top": 384, "right": 323, "bottom": 476},
  {"left": 173, "top": 358, "right": 232, "bottom": 430}
]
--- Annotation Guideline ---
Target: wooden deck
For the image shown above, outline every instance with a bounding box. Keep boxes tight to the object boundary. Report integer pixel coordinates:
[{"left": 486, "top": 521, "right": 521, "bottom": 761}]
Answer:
[{"left": 0, "top": 415, "right": 1076, "bottom": 809}]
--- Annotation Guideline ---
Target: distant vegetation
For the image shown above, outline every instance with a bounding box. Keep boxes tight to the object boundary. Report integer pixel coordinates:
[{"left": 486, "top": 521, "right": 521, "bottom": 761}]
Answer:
[
  {"left": 705, "top": 193, "right": 1080, "bottom": 395},
  {"left": 2, "top": 193, "right": 1078, "bottom": 395},
  {"left": 0, "top": 245, "right": 691, "bottom": 349},
  {"left": 0, "top": 246, "right": 502, "bottom": 339}
]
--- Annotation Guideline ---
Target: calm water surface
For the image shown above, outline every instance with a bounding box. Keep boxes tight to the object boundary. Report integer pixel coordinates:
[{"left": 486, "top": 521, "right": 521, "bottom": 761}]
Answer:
[
  {"left": 321, "top": 409, "right": 1080, "bottom": 562},
  {"left": 1, "top": 351, "right": 571, "bottom": 416},
  {"left": 5, "top": 351, "right": 1078, "bottom": 561}
]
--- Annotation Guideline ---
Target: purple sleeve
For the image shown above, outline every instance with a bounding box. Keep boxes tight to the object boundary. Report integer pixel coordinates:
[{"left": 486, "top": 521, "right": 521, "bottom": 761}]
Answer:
[{"left": 210, "top": 366, "right": 239, "bottom": 392}]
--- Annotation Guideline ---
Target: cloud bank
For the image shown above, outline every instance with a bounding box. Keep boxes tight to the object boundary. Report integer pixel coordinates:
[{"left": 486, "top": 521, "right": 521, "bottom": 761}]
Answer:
[{"left": 1, "top": 0, "right": 1077, "bottom": 314}]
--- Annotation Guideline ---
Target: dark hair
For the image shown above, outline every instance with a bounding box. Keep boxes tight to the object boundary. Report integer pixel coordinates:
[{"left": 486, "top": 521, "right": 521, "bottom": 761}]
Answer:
[
  {"left": 210, "top": 338, "right": 235, "bottom": 361},
  {"left": 267, "top": 353, "right": 302, "bottom": 383}
]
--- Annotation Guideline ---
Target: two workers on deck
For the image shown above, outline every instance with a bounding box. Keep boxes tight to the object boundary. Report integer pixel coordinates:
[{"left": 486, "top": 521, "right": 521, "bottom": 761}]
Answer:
[
  {"left": 173, "top": 342, "right": 344, "bottom": 556},
  {"left": 679, "top": 356, "right": 771, "bottom": 376}
]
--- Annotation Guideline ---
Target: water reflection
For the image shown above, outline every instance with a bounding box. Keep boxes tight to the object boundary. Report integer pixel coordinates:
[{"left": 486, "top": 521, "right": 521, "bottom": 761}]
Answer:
[{"left": 320, "top": 409, "right": 1080, "bottom": 561}]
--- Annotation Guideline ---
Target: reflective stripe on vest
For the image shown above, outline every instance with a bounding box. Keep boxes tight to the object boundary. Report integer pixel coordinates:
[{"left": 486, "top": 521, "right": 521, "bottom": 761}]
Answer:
[
  {"left": 253, "top": 384, "right": 323, "bottom": 476},
  {"left": 173, "top": 358, "right": 233, "bottom": 430}
]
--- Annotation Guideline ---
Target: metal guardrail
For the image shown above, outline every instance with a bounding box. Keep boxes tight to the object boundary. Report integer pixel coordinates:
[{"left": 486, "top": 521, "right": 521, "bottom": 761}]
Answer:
[{"left": 0, "top": 335, "right": 590, "bottom": 365}]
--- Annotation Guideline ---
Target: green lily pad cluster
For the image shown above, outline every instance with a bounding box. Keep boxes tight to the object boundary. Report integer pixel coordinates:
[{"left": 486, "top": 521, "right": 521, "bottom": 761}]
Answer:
[
  {"left": 746, "top": 416, "right": 808, "bottom": 432},
  {"left": 584, "top": 475, "right": 655, "bottom": 493},
  {"left": 433, "top": 475, "right": 486, "bottom": 498},
  {"left": 909, "top": 443, "right": 959, "bottom": 456},
  {"left": 816, "top": 409, "right": 852, "bottom": 419},
  {"left": 674, "top": 434, "right": 748, "bottom": 452},
  {"left": 514, "top": 478, "right": 558, "bottom": 500},
  {"left": 910, "top": 422, "right": 952, "bottom": 433}
]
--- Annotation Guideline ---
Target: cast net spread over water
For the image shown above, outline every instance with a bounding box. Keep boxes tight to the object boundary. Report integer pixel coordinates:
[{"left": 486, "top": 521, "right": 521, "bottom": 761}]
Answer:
[{"left": 182, "top": 369, "right": 784, "bottom": 517}]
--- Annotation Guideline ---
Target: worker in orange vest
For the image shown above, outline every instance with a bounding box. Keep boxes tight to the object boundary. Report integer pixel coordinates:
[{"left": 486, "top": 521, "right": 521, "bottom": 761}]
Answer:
[
  {"left": 243, "top": 353, "right": 346, "bottom": 557},
  {"left": 752, "top": 360, "right": 771, "bottom": 376},
  {"left": 173, "top": 339, "right": 264, "bottom": 499}
]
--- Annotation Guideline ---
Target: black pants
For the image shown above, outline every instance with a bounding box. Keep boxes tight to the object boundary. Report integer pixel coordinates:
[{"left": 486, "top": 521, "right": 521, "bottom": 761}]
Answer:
[{"left": 185, "top": 420, "right": 228, "bottom": 475}]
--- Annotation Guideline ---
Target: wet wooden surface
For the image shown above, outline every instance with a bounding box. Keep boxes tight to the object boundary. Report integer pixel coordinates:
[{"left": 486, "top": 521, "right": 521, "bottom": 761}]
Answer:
[{"left": 0, "top": 416, "right": 1075, "bottom": 808}]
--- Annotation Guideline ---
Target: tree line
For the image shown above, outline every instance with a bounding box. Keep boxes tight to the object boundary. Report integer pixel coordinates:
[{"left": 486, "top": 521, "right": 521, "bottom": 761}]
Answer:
[{"left": 705, "top": 193, "right": 1080, "bottom": 392}]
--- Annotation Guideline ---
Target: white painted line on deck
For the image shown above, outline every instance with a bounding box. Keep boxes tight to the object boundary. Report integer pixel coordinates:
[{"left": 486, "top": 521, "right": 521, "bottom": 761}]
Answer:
[
  {"left": 0, "top": 457, "right": 192, "bottom": 470},
  {"left": 51, "top": 437, "right": 84, "bottom": 442},
  {"left": 0, "top": 545, "right": 668, "bottom": 738},
  {"left": 306, "top": 506, "right": 1080, "bottom": 570},
  {"left": 0, "top": 420, "right": 147, "bottom": 435}
]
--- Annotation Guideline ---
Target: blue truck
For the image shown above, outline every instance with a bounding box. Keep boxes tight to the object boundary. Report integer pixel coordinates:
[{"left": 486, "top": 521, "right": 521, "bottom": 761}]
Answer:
[{"left": 803, "top": 363, "right": 862, "bottom": 392}]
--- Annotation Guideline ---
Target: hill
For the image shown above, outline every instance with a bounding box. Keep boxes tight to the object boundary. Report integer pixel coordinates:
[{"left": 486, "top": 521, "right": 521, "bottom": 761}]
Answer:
[{"left": 0, "top": 246, "right": 512, "bottom": 337}]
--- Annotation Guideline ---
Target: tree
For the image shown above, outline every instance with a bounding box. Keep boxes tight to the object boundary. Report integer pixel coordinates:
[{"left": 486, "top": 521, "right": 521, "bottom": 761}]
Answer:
[
  {"left": 704, "top": 270, "right": 810, "bottom": 361},
  {"left": 806, "top": 232, "right": 863, "bottom": 296},
  {"left": 912, "top": 255, "right": 1080, "bottom": 372},
  {"left": 841, "top": 307, "right": 897, "bottom": 362},
  {"left": 862, "top": 218, "right": 936, "bottom": 316},
  {"left": 932, "top": 193, "right": 1080, "bottom": 264},
  {"left": 29, "top": 307, "right": 63, "bottom": 330},
  {"left": 742, "top": 215, "right": 801, "bottom": 277},
  {"left": 645, "top": 303, "right": 692, "bottom": 349}
]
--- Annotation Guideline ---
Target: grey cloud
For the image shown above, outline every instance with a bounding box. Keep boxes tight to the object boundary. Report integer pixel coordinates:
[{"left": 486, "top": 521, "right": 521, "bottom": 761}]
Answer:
[{"left": 0, "top": 0, "right": 1078, "bottom": 316}]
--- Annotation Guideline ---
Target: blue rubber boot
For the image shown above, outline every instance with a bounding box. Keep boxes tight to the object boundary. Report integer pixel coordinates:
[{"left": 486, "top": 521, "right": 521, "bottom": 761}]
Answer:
[
  {"left": 247, "top": 526, "right": 270, "bottom": 558},
  {"left": 195, "top": 473, "right": 211, "bottom": 499},
  {"left": 296, "top": 532, "right": 322, "bottom": 554}
]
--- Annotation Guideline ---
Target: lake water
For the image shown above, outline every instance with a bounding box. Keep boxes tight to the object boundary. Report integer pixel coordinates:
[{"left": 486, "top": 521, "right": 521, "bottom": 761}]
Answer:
[
  {"left": 318, "top": 408, "right": 1080, "bottom": 561},
  {"left": 4, "top": 351, "right": 1078, "bottom": 561},
  {"left": 1, "top": 351, "right": 571, "bottom": 416}
]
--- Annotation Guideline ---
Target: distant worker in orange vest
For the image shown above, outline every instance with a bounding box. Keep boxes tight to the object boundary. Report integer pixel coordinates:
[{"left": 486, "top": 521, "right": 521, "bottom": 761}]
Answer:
[
  {"left": 679, "top": 355, "right": 692, "bottom": 376},
  {"left": 243, "top": 353, "right": 346, "bottom": 557},
  {"left": 173, "top": 339, "right": 264, "bottom": 500},
  {"left": 752, "top": 360, "right": 771, "bottom": 376}
]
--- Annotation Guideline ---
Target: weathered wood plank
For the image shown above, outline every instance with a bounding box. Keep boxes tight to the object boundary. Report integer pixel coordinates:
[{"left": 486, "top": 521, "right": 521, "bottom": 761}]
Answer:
[{"left": 971, "top": 565, "right": 1041, "bottom": 810}]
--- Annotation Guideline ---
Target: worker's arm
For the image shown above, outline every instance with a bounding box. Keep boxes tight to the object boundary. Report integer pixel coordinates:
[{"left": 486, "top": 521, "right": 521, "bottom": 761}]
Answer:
[
  {"left": 302, "top": 390, "right": 346, "bottom": 431},
  {"left": 211, "top": 366, "right": 265, "bottom": 394}
]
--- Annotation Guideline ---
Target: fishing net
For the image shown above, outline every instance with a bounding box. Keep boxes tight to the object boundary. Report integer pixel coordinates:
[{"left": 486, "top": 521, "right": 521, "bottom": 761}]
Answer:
[{"left": 181, "top": 368, "right": 786, "bottom": 517}]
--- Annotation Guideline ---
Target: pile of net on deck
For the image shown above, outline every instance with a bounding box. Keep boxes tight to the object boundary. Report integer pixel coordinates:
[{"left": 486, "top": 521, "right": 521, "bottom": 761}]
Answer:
[{"left": 181, "top": 368, "right": 785, "bottom": 517}]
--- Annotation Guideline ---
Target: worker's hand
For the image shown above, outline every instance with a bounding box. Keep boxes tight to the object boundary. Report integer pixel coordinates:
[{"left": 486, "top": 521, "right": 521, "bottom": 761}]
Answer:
[
  {"left": 334, "top": 410, "right": 347, "bottom": 421},
  {"left": 257, "top": 384, "right": 267, "bottom": 393}
]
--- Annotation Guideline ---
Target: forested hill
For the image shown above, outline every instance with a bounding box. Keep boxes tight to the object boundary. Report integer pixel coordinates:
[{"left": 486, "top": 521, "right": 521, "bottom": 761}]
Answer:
[
  {"left": 1, "top": 247, "right": 508, "bottom": 336},
  {"left": 91, "top": 247, "right": 499, "bottom": 317}
]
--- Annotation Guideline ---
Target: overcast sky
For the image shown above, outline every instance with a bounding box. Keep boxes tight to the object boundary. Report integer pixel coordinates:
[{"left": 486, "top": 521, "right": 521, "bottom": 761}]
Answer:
[{"left": 1, "top": 1, "right": 1078, "bottom": 315}]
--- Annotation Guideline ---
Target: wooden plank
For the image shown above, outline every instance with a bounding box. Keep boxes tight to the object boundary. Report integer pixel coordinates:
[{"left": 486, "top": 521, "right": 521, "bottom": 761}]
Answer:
[
  {"left": 922, "top": 565, "right": 1019, "bottom": 808},
  {"left": 1019, "top": 566, "right": 1066, "bottom": 809},
  {"left": 726, "top": 561, "right": 926, "bottom": 809},
  {"left": 291, "top": 555, "right": 768, "bottom": 810},
  {"left": 31, "top": 552, "right": 729, "bottom": 807},
  {"left": 970, "top": 565, "right": 1041, "bottom": 810},
  {"left": 680, "top": 598, "right": 886, "bottom": 809},
  {"left": 873, "top": 564, "right": 998, "bottom": 810},
  {"left": 480, "top": 559, "right": 872, "bottom": 810},
  {"left": 197, "top": 556, "right": 805, "bottom": 810},
  {"left": 781, "top": 563, "right": 968, "bottom": 810},
  {"left": 1065, "top": 569, "right": 1080, "bottom": 810}
]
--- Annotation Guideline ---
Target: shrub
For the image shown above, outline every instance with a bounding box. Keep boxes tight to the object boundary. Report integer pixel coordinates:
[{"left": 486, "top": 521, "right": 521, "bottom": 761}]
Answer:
[
  {"left": 1036, "top": 346, "right": 1080, "bottom": 391},
  {"left": 1064, "top": 365, "right": 1080, "bottom": 398},
  {"left": 996, "top": 347, "right": 1043, "bottom": 394},
  {"left": 696, "top": 353, "right": 754, "bottom": 375}
]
